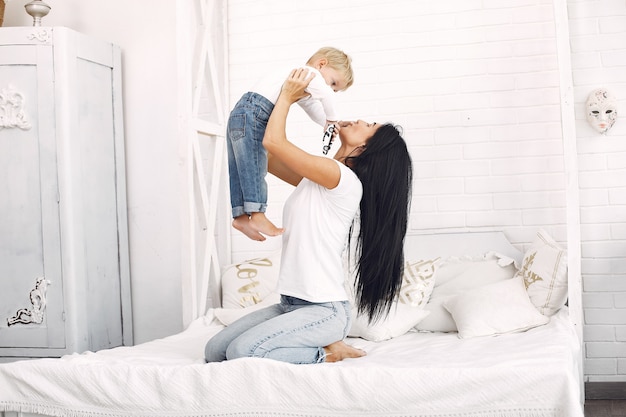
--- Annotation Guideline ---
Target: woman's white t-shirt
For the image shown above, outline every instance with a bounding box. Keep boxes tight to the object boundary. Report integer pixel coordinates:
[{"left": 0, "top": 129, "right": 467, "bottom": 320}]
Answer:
[{"left": 277, "top": 160, "right": 362, "bottom": 302}]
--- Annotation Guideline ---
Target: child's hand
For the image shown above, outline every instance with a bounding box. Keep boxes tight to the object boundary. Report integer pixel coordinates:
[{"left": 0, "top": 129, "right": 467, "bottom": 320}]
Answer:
[
  {"left": 333, "top": 120, "right": 354, "bottom": 135},
  {"left": 337, "top": 120, "right": 354, "bottom": 128}
]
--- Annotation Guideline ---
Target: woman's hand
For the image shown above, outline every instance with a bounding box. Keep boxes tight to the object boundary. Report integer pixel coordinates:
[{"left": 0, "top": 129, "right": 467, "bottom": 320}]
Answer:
[
  {"left": 265, "top": 68, "right": 342, "bottom": 190},
  {"left": 278, "top": 68, "right": 315, "bottom": 104}
]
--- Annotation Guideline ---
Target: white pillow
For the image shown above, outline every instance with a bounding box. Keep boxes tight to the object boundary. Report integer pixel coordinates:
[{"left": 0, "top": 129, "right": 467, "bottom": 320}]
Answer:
[
  {"left": 220, "top": 251, "right": 281, "bottom": 309},
  {"left": 443, "top": 277, "right": 550, "bottom": 339},
  {"left": 415, "top": 253, "right": 517, "bottom": 332},
  {"left": 514, "top": 229, "right": 568, "bottom": 316},
  {"left": 349, "top": 307, "right": 430, "bottom": 342},
  {"left": 348, "top": 259, "right": 437, "bottom": 341}
]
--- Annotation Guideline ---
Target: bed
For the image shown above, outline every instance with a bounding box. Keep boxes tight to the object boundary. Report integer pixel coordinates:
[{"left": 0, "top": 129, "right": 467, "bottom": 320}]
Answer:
[{"left": 0, "top": 231, "right": 584, "bottom": 417}]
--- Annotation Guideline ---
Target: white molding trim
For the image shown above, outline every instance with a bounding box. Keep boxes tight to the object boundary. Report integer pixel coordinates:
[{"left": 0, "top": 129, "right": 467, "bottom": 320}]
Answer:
[
  {"left": 178, "top": 0, "right": 230, "bottom": 327},
  {"left": 553, "top": 0, "right": 584, "bottom": 405}
]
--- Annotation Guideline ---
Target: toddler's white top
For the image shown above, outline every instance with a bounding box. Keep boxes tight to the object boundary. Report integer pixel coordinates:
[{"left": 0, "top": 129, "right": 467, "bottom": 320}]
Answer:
[{"left": 252, "top": 66, "right": 338, "bottom": 126}]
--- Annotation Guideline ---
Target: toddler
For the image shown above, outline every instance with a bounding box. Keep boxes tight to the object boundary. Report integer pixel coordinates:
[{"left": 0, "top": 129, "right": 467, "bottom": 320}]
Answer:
[{"left": 227, "top": 47, "right": 354, "bottom": 241}]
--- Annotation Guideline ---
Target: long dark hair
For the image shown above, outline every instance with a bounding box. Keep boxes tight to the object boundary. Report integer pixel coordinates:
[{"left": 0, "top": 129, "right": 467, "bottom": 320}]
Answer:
[{"left": 346, "top": 124, "right": 413, "bottom": 322}]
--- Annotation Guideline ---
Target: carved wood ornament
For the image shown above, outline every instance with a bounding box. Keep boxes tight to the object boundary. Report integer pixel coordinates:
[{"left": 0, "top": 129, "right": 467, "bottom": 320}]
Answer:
[{"left": 7, "top": 277, "right": 51, "bottom": 326}]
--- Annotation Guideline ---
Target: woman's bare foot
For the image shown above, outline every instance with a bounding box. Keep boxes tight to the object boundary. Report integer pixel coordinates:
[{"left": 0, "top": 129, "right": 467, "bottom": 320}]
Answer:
[
  {"left": 249, "top": 212, "right": 284, "bottom": 237},
  {"left": 323, "top": 341, "right": 366, "bottom": 363},
  {"left": 232, "top": 215, "right": 265, "bottom": 241}
]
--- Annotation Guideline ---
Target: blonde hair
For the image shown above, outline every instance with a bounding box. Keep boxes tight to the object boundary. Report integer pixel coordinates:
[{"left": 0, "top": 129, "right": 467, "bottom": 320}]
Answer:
[{"left": 306, "top": 47, "right": 354, "bottom": 90}]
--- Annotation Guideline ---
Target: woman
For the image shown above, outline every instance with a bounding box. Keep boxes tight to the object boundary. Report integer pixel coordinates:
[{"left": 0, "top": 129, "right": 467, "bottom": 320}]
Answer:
[{"left": 205, "top": 68, "right": 412, "bottom": 364}]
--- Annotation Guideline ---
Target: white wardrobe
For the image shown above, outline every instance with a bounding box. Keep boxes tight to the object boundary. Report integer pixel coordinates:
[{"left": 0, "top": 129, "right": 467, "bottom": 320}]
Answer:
[{"left": 0, "top": 27, "right": 132, "bottom": 360}]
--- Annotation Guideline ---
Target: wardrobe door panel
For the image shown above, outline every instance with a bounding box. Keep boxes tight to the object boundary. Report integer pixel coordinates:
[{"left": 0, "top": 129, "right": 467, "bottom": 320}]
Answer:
[{"left": 0, "top": 44, "right": 65, "bottom": 350}]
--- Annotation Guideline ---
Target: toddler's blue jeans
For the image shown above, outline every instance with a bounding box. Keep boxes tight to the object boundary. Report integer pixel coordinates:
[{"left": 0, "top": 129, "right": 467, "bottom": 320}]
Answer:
[{"left": 226, "top": 92, "right": 274, "bottom": 218}]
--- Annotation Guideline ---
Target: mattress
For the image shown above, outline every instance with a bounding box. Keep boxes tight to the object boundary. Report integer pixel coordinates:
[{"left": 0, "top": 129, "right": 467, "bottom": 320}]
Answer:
[{"left": 0, "top": 307, "right": 583, "bottom": 417}]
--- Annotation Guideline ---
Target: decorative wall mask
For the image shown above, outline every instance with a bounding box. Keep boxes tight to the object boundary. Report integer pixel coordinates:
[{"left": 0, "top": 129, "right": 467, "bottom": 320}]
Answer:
[{"left": 585, "top": 88, "right": 618, "bottom": 134}]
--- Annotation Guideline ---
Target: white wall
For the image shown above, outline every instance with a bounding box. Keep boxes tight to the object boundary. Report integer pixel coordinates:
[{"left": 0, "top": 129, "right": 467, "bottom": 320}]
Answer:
[
  {"left": 228, "top": 0, "right": 568, "bottom": 256},
  {"left": 3, "top": 0, "right": 184, "bottom": 344},
  {"left": 568, "top": 0, "right": 626, "bottom": 382},
  {"left": 227, "top": 0, "right": 625, "bottom": 382}
]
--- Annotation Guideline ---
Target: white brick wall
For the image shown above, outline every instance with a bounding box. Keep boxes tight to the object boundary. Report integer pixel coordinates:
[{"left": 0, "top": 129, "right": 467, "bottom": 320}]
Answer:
[
  {"left": 568, "top": 0, "right": 626, "bottom": 382},
  {"left": 226, "top": 0, "right": 626, "bottom": 381}
]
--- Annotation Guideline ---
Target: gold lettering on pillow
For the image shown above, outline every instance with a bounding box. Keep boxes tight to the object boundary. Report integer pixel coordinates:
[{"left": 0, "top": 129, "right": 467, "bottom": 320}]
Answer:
[{"left": 235, "top": 257, "right": 274, "bottom": 307}]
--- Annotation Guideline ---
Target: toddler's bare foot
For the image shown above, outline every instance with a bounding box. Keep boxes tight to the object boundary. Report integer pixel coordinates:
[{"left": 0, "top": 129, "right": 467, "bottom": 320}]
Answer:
[
  {"left": 249, "top": 212, "right": 284, "bottom": 237},
  {"left": 232, "top": 215, "right": 266, "bottom": 241},
  {"left": 323, "top": 341, "right": 366, "bottom": 363}
]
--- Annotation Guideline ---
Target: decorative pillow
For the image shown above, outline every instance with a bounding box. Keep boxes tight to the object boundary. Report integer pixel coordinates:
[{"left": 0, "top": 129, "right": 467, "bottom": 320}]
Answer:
[
  {"left": 514, "top": 229, "right": 568, "bottom": 316},
  {"left": 397, "top": 258, "right": 438, "bottom": 306},
  {"left": 348, "top": 259, "right": 438, "bottom": 341},
  {"left": 220, "top": 251, "right": 281, "bottom": 309},
  {"left": 443, "top": 277, "right": 550, "bottom": 339},
  {"left": 415, "top": 253, "right": 517, "bottom": 332}
]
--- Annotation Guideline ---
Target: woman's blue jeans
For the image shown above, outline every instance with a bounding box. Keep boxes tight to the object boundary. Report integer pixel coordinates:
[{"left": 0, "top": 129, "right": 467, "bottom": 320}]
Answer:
[
  {"left": 205, "top": 295, "right": 351, "bottom": 364},
  {"left": 226, "top": 92, "right": 274, "bottom": 218}
]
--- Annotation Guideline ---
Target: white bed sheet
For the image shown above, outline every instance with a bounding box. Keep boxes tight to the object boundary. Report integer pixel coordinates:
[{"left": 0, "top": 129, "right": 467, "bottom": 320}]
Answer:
[{"left": 0, "top": 308, "right": 583, "bottom": 417}]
